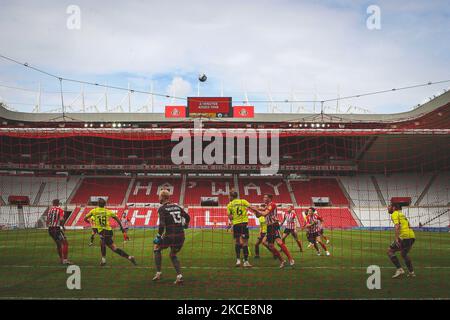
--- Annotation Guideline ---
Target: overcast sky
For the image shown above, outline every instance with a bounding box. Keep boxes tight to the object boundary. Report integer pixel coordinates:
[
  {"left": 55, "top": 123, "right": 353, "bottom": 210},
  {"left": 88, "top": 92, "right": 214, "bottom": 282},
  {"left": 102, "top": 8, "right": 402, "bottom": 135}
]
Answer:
[{"left": 0, "top": 0, "right": 449, "bottom": 114}]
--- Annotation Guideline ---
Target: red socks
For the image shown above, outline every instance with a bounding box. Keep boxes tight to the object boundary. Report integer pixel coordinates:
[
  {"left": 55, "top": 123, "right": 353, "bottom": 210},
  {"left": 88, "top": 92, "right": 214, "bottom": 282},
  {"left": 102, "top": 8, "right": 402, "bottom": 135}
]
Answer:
[
  {"left": 270, "top": 247, "right": 283, "bottom": 261},
  {"left": 279, "top": 243, "right": 293, "bottom": 261},
  {"left": 62, "top": 241, "right": 69, "bottom": 260}
]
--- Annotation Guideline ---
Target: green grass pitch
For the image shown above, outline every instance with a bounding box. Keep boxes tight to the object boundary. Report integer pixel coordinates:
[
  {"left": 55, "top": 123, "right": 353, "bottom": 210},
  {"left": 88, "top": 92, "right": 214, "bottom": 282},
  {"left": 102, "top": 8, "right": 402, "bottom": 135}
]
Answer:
[{"left": 0, "top": 228, "right": 449, "bottom": 299}]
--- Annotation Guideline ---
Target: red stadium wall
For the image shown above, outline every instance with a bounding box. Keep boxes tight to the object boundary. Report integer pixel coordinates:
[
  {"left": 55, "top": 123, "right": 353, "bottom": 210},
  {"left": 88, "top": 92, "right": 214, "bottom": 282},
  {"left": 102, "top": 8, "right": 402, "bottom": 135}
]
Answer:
[
  {"left": 184, "top": 177, "right": 234, "bottom": 206},
  {"left": 70, "top": 177, "right": 131, "bottom": 205},
  {"left": 127, "top": 177, "right": 182, "bottom": 204},
  {"left": 238, "top": 177, "right": 292, "bottom": 204},
  {"left": 290, "top": 179, "right": 349, "bottom": 206},
  {"left": 65, "top": 206, "right": 357, "bottom": 229}
]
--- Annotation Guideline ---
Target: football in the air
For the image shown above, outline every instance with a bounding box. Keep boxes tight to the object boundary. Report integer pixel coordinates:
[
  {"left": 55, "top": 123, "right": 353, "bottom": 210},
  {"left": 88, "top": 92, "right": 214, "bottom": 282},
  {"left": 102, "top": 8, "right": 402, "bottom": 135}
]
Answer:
[{"left": 198, "top": 73, "right": 207, "bottom": 82}]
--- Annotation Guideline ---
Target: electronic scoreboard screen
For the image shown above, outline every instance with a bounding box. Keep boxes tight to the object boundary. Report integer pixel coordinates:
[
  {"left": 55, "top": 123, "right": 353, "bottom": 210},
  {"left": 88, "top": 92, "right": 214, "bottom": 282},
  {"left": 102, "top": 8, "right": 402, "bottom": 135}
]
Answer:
[{"left": 187, "top": 97, "right": 232, "bottom": 118}]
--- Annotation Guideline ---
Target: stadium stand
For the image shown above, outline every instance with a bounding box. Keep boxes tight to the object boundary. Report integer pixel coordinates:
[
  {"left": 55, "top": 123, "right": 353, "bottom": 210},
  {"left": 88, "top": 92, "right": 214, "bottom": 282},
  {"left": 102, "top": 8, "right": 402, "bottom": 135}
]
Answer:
[
  {"left": 184, "top": 176, "right": 234, "bottom": 206},
  {"left": 339, "top": 175, "right": 383, "bottom": 207},
  {"left": 419, "top": 172, "right": 450, "bottom": 206},
  {"left": 127, "top": 177, "right": 182, "bottom": 205},
  {"left": 70, "top": 177, "right": 131, "bottom": 205},
  {"left": 290, "top": 178, "right": 349, "bottom": 206},
  {"left": 238, "top": 176, "right": 292, "bottom": 204},
  {"left": 354, "top": 207, "right": 392, "bottom": 227},
  {"left": 374, "top": 173, "right": 433, "bottom": 206},
  {"left": 0, "top": 205, "right": 45, "bottom": 229},
  {"left": 0, "top": 175, "right": 45, "bottom": 205},
  {"left": 403, "top": 207, "right": 450, "bottom": 228},
  {"left": 38, "top": 176, "right": 80, "bottom": 205}
]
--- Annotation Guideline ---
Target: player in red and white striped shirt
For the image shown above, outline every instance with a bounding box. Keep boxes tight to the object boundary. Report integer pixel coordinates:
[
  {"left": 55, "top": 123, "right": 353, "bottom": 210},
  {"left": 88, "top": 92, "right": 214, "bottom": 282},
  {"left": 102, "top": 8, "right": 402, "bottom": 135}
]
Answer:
[
  {"left": 47, "top": 199, "right": 71, "bottom": 264},
  {"left": 253, "top": 194, "right": 295, "bottom": 268},
  {"left": 315, "top": 210, "right": 330, "bottom": 244},
  {"left": 121, "top": 215, "right": 130, "bottom": 241},
  {"left": 281, "top": 205, "right": 303, "bottom": 252},
  {"left": 305, "top": 208, "right": 330, "bottom": 256}
]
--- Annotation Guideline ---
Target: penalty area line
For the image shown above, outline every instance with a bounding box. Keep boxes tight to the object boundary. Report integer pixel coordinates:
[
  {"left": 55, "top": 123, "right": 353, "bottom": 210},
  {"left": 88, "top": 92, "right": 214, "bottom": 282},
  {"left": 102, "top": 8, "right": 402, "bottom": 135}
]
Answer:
[{"left": 0, "top": 265, "right": 449, "bottom": 270}]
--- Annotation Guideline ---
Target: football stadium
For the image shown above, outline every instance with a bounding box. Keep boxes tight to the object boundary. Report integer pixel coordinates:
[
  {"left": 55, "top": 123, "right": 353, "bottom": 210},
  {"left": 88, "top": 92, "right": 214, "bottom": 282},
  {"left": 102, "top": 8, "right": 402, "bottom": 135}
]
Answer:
[
  {"left": 0, "top": 90, "right": 448, "bottom": 299},
  {"left": 0, "top": 1, "right": 449, "bottom": 302}
]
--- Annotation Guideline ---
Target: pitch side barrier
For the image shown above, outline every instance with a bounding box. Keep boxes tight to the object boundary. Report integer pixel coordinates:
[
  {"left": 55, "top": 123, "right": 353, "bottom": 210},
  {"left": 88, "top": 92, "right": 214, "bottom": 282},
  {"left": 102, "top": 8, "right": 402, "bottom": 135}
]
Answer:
[{"left": 353, "top": 226, "right": 450, "bottom": 232}]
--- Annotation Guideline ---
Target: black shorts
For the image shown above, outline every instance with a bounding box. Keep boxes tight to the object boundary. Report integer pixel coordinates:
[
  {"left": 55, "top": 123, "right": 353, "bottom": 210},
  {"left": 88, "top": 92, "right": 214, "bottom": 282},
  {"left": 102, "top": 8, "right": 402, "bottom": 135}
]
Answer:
[
  {"left": 308, "top": 232, "right": 319, "bottom": 242},
  {"left": 284, "top": 228, "right": 296, "bottom": 235},
  {"left": 92, "top": 228, "right": 99, "bottom": 234},
  {"left": 100, "top": 229, "right": 114, "bottom": 246},
  {"left": 267, "top": 224, "right": 281, "bottom": 244},
  {"left": 233, "top": 223, "right": 249, "bottom": 240},
  {"left": 159, "top": 234, "right": 185, "bottom": 251},
  {"left": 390, "top": 238, "right": 415, "bottom": 254},
  {"left": 258, "top": 232, "right": 267, "bottom": 241},
  {"left": 319, "top": 229, "right": 324, "bottom": 235},
  {"left": 48, "top": 227, "right": 66, "bottom": 242}
]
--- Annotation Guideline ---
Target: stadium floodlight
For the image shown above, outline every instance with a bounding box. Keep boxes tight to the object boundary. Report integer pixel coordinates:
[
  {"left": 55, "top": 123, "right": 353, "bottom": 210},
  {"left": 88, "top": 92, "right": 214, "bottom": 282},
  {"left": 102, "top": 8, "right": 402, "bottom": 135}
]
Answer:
[
  {"left": 118, "top": 123, "right": 122, "bottom": 128},
  {"left": 112, "top": 123, "right": 117, "bottom": 128},
  {"left": 84, "top": 123, "right": 88, "bottom": 127}
]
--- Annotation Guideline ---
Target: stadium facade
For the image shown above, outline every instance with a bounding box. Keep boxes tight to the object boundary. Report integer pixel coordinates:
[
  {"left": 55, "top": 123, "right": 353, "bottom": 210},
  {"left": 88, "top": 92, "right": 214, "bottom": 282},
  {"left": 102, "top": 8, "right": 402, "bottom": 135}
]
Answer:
[{"left": 0, "top": 92, "right": 448, "bottom": 231}]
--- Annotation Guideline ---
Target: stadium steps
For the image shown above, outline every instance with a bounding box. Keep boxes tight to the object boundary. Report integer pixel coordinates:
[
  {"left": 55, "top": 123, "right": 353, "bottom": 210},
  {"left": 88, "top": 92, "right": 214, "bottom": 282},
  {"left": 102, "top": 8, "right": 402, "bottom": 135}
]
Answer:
[
  {"left": 336, "top": 177, "right": 362, "bottom": 226},
  {"left": 233, "top": 174, "right": 239, "bottom": 196},
  {"left": 17, "top": 206, "right": 25, "bottom": 229},
  {"left": 33, "top": 182, "right": 46, "bottom": 205},
  {"left": 337, "top": 177, "right": 355, "bottom": 207},
  {"left": 370, "top": 176, "right": 386, "bottom": 206},
  {"left": 36, "top": 207, "right": 49, "bottom": 228},
  {"left": 348, "top": 207, "right": 363, "bottom": 227},
  {"left": 179, "top": 174, "right": 187, "bottom": 206},
  {"left": 122, "top": 177, "right": 135, "bottom": 206},
  {"left": 356, "top": 136, "right": 378, "bottom": 161},
  {"left": 415, "top": 173, "right": 438, "bottom": 206},
  {"left": 422, "top": 208, "right": 450, "bottom": 226},
  {"left": 66, "top": 176, "right": 83, "bottom": 205},
  {"left": 285, "top": 179, "right": 298, "bottom": 206}
]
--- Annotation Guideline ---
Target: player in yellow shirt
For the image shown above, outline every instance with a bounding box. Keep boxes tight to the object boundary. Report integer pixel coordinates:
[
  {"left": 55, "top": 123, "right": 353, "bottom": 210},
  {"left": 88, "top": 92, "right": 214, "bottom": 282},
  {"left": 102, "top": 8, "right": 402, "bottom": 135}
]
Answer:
[
  {"left": 88, "top": 215, "right": 99, "bottom": 246},
  {"left": 226, "top": 191, "right": 258, "bottom": 268},
  {"left": 387, "top": 203, "right": 416, "bottom": 278},
  {"left": 84, "top": 198, "right": 136, "bottom": 266},
  {"left": 254, "top": 214, "right": 272, "bottom": 259}
]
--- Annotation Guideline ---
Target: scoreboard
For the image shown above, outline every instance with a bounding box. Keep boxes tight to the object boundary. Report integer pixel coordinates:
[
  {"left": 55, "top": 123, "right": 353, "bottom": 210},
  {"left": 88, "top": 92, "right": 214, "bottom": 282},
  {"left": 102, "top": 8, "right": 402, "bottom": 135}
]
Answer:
[
  {"left": 187, "top": 97, "right": 232, "bottom": 118},
  {"left": 165, "top": 97, "right": 254, "bottom": 118}
]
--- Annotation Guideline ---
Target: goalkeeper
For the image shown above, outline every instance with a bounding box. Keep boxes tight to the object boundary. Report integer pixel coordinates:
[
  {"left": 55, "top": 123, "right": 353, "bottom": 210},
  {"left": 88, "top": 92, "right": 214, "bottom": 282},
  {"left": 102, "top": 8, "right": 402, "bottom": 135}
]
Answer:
[{"left": 152, "top": 190, "right": 190, "bottom": 285}]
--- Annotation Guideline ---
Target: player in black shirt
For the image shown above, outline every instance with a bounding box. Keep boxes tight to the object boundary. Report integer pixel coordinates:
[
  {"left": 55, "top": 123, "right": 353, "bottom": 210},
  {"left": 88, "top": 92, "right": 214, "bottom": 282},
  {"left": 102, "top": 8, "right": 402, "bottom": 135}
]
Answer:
[{"left": 152, "top": 189, "right": 190, "bottom": 285}]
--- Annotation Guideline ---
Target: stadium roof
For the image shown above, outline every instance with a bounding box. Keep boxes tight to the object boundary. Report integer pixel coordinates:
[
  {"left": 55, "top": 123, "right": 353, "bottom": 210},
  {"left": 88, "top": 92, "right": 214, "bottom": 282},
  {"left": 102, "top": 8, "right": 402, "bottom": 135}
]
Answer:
[{"left": 0, "top": 90, "right": 449, "bottom": 125}]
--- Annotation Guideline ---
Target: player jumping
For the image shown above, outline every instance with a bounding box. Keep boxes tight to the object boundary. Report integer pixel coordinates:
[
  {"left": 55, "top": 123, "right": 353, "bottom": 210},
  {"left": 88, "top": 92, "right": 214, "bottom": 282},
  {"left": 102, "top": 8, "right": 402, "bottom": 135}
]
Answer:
[
  {"left": 253, "top": 194, "right": 295, "bottom": 268},
  {"left": 152, "top": 190, "right": 191, "bottom": 284},
  {"left": 305, "top": 207, "right": 330, "bottom": 256},
  {"left": 84, "top": 198, "right": 136, "bottom": 266},
  {"left": 387, "top": 203, "right": 416, "bottom": 278},
  {"left": 47, "top": 199, "right": 71, "bottom": 265},
  {"left": 314, "top": 208, "right": 330, "bottom": 244},
  {"left": 227, "top": 191, "right": 259, "bottom": 268},
  {"left": 281, "top": 205, "right": 303, "bottom": 252}
]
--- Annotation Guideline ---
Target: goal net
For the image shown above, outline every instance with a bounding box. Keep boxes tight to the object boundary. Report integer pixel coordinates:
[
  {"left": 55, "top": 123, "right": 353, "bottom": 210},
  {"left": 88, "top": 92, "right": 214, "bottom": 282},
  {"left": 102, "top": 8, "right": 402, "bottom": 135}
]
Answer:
[{"left": 0, "top": 127, "right": 448, "bottom": 299}]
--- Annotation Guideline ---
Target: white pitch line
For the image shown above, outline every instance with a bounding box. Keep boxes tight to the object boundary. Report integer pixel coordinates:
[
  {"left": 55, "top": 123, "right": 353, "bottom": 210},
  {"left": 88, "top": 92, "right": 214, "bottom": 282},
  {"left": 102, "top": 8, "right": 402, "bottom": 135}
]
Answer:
[{"left": 0, "top": 265, "right": 449, "bottom": 270}]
